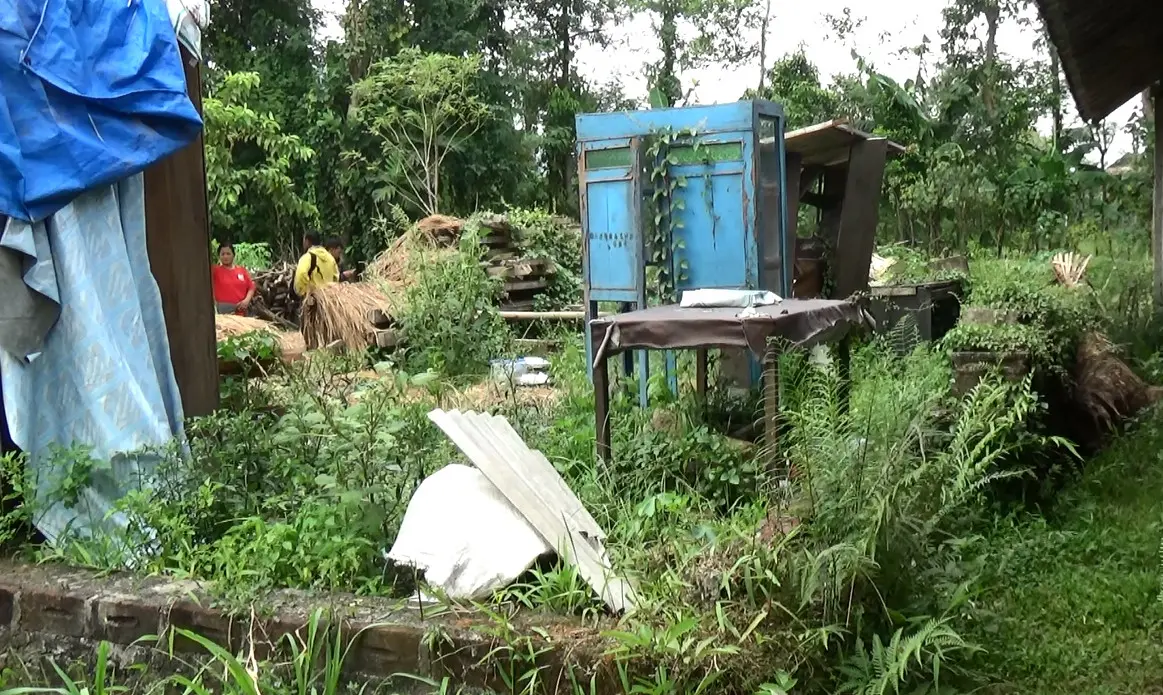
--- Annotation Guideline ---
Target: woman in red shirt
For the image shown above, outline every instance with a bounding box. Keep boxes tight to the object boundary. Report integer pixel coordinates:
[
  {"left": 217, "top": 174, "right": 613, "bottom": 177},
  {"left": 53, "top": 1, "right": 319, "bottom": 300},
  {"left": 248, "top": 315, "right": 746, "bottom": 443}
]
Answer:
[{"left": 211, "top": 243, "right": 257, "bottom": 315}]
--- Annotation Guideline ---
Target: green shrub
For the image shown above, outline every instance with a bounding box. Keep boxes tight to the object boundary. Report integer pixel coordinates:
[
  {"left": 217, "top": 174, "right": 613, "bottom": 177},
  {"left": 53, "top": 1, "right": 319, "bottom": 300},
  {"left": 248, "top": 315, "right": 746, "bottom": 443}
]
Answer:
[
  {"left": 399, "top": 216, "right": 510, "bottom": 376},
  {"left": 210, "top": 239, "right": 273, "bottom": 271},
  {"left": 944, "top": 258, "right": 1099, "bottom": 368},
  {"left": 508, "top": 207, "right": 583, "bottom": 310}
]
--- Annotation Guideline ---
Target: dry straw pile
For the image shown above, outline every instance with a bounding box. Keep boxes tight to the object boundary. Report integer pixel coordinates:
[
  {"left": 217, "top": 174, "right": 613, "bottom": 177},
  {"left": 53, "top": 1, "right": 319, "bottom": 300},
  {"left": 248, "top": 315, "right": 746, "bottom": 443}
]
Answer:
[
  {"left": 214, "top": 314, "right": 276, "bottom": 342},
  {"left": 215, "top": 314, "right": 305, "bottom": 359},
  {"left": 367, "top": 214, "right": 464, "bottom": 313},
  {"left": 1073, "top": 331, "right": 1162, "bottom": 429},
  {"left": 300, "top": 282, "right": 393, "bottom": 351},
  {"left": 369, "top": 216, "right": 461, "bottom": 280},
  {"left": 1048, "top": 253, "right": 1162, "bottom": 429}
]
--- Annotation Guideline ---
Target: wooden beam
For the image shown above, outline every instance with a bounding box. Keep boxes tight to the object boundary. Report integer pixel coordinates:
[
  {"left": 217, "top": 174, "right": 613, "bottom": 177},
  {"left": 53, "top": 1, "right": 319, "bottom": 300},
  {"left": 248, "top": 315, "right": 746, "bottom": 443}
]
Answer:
[
  {"left": 499, "top": 310, "right": 611, "bottom": 321},
  {"left": 831, "top": 139, "right": 890, "bottom": 299},
  {"left": 1155, "top": 83, "right": 1163, "bottom": 309},
  {"left": 801, "top": 192, "right": 842, "bottom": 209},
  {"left": 144, "top": 47, "right": 218, "bottom": 417}
]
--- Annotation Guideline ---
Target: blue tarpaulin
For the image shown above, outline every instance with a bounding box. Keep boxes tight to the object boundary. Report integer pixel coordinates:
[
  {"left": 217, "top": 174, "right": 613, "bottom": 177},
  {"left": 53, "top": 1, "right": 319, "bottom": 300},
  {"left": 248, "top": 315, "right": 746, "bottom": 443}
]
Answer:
[
  {"left": 0, "top": 174, "right": 187, "bottom": 546},
  {"left": 0, "top": 0, "right": 203, "bottom": 223},
  {"left": 0, "top": 0, "right": 200, "bottom": 549}
]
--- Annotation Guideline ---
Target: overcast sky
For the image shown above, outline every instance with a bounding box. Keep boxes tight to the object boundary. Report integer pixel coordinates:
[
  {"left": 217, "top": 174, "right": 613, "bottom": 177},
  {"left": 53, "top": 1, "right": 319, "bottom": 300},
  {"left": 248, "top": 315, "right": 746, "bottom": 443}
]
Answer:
[{"left": 312, "top": 0, "right": 1139, "bottom": 160}]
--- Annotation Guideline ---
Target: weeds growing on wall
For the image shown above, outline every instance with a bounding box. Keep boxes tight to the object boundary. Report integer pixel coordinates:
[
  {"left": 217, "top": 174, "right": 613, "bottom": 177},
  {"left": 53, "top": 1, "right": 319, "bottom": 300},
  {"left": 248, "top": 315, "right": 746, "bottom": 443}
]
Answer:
[{"left": 943, "top": 258, "right": 1099, "bottom": 370}]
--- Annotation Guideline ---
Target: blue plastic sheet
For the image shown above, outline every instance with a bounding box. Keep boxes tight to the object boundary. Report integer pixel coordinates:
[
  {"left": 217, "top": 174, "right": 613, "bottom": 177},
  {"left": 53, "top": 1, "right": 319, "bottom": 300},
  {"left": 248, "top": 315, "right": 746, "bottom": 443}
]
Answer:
[
  {"left": 0, "top": 174, "right": 186, "bottom": 546},
  {"left": 0, "top": 0, "right": 203, "bottom": 222}
]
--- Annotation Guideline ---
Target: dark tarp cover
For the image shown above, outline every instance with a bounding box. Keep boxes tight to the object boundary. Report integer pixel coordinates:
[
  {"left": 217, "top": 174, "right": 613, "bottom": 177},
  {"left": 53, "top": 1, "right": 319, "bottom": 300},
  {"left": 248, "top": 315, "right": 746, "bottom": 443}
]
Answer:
[
  {"left": 589, "top": 299, "right": 868, "bottom": 361},
  {"left": 0, "top": 0, "right": 203, "bottom": 223}
]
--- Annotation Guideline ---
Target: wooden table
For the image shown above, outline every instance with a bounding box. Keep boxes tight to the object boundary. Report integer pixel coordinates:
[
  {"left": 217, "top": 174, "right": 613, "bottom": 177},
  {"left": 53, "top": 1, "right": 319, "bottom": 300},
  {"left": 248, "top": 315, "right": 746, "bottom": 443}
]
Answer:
[{"left": 588, "top": 299, "right": 867, "bottom": 466}]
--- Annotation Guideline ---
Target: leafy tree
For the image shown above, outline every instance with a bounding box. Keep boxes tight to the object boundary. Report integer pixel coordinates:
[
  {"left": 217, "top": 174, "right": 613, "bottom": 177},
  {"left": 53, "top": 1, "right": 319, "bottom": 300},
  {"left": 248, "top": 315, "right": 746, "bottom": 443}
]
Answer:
[
  {"left": 203, "top": 72, "right": 318, "bottom": 249},
  {"left": 745, "top": 50, "right": 843, "bottom": 129},
  {"left": 201, "top": 0, "right": 319, "bottom": 134},
  {"left": 631, "top": 0, "right": 768, "bottom": 107},
  {"left": 350, "top": 49, "right": 491, "bottom": 216},
  {"left": 507, "top": 0, "right": 622, "bottom": 213}
]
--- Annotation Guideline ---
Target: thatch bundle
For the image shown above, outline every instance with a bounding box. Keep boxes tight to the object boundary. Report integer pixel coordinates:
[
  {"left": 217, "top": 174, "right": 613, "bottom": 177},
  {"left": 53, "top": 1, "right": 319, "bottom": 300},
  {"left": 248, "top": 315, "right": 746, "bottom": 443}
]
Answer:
[
  {"left": 215, "top": 314, "right": 276, "bottom": 342},
  {"left": 215, "top": 314, "right": 308, "bottom": 361},
  {"left": 300, "top": 282, "right": 393, "bottom": 351},
  {"left": 1052, "top": 252, "right": 1091, "bottom": 288},
  {"left": 366, "top": 218, "right": 466, "bottom": 315},
  {"left": 280, "top": 331, "right": 307, "bottom": 361},
  {"left": 1044, "top": 253, "right": 1161, "bottom": 431},
  {"left": 416, "top": 214, "right": 464, "bottom": 242},
  {"left": 1073, "top": 332, "right": 1163, "bottom": 429}
]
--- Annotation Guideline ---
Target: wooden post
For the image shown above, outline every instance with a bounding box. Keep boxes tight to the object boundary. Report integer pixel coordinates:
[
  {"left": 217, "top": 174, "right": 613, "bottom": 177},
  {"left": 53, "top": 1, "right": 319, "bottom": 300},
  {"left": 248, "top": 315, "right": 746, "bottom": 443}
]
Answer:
[
  {"left": 832, "top": 139, "right": 890, "bottom": 299},
  {"left": 144, "top": 46, "right": 218, "bottom": 417},
  {"left": 594, "top": 352, "right": 612, "bottom": 464},
  {"left": 763, "top": 345, "right": 782, "bottom": 484},
  {"left": 695, "top": 349, "right": 708, "bottom": 401},
  {"left": 1154, "top": 84, "right": 1163, "bottom": 309}
]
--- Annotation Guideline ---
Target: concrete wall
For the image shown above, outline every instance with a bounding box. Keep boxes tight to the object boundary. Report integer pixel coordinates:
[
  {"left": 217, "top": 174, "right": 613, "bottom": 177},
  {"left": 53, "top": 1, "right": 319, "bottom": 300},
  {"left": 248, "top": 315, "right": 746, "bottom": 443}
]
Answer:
[{"left": 0, "top": 561, "right": 616, "bottom": 693}]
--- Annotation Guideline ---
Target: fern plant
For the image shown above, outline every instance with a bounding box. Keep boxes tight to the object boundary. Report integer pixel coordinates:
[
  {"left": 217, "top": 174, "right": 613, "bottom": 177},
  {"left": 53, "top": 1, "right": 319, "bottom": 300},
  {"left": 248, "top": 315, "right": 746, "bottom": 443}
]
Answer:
[
  {"left": 836, "top": 618, "right": 975, "bottom": 695},
  {"left": 767, "top": 339, "right": 1061, "bottom": 690}
]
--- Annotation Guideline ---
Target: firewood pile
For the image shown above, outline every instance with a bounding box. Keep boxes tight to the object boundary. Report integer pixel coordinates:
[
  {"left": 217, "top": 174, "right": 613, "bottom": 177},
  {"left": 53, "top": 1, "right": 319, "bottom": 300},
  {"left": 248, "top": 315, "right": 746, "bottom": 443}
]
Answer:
[
  {"left": 251, "top": 262, "right": 302, "bottom": 325},
  {"left": 475, "top": 215, "right": 555, "bottom": 311}
]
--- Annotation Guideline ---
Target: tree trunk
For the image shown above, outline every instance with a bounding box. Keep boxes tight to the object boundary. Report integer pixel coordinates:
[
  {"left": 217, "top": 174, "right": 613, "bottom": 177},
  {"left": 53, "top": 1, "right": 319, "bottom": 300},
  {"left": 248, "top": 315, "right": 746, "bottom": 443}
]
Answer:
[
  {"left": 548, "top": 0, "right": 576, "bottom": 212},
  {"left": 982, "top": 0, "right": 1000, "bottom": 115},
  {"left": 1152, "top": 85, "right": 1163, "bottom": 308},
  {"left": 756, "top": 0, "right": 772, "bottom": 91},
  {"left": 554, "top": 0, "right": 573, "bottom": 88},
  {"left": 659, "top": 0, "right": 680, "bottom": 107},
  {"left": 1048, "top": 34, "right": 1063, "bottom": 151}
]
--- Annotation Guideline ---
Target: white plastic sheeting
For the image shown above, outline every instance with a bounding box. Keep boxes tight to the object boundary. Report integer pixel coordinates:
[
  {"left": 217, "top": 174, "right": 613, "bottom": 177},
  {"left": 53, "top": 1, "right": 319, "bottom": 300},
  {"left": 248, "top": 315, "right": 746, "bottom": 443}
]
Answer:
[
  {"left": 680, "top": 289, "right": 781, "bottom": 308},
  {"left": 428, "top": 409, "right": 638, "bottom": 613},
  {"left": 387, "top": 464, "right": 552, "bottom": 601},
  {"left": 166, "top": 0, "right": 209, "bottom": 60}
]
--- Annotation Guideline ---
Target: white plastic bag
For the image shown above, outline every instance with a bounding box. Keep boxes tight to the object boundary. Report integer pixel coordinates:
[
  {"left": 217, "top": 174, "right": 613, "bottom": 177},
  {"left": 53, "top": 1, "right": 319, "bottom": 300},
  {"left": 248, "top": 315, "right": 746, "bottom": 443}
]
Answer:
[{"left": 386, "top": 464, "right": 552, "bottom": 600}]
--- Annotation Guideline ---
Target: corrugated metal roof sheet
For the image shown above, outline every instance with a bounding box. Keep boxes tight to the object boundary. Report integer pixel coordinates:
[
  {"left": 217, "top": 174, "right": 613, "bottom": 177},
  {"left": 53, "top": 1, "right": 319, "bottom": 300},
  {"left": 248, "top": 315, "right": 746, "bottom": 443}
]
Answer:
[
  {"left": 1032, "top": 0, "right": 1163, "bottom": 122},
  {"left": 766, "top": 119, "right": 906, "bottom": 168},
  {"left": 786, "top": 120, "right": 906, "bottom": 166},
  {"left": 428, "top": 408, "right": 638, "bottom": 613}
]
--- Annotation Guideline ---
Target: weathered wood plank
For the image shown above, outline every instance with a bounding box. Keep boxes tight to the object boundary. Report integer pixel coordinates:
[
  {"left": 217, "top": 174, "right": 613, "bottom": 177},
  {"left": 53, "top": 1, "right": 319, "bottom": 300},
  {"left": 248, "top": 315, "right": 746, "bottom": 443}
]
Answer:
[
  {"left": 368, "top": 308, "right": 393, "bottom": 328},
  {"left": 1153, "top": 85, "right": 1163, "bottom": 308},
  {"left": 374, "top": 329, "right": 399, "bottom": 349},
  {"left": 831, "top": 139, "right": 889, "bottom": 299},
  {"left": 503, "top": 278, "right": 550, "bottom": 293},
  {"left": 143, "top": 46, "right": 217, "bottom": 417}
]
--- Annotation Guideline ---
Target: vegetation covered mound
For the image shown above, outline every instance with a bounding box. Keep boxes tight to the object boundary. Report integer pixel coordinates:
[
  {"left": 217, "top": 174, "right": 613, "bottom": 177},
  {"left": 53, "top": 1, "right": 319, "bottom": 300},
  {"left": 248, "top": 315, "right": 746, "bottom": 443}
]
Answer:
[{"left": 944, "top": 255, "right": 1160, "bottom": 447}]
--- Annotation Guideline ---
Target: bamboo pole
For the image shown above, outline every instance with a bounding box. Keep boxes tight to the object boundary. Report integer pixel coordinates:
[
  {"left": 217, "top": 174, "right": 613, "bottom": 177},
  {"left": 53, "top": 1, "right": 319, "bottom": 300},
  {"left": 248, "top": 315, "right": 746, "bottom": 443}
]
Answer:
[{"left": 499, "top": 310, "right": 613, "bottom": 321}]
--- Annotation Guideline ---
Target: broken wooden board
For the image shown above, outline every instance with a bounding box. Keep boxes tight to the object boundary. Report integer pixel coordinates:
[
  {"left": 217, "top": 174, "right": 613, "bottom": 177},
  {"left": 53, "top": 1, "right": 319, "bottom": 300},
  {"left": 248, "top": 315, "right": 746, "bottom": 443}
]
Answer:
[
  {"left": 485, "top": 258, "right": 556, "bottom": 280},
  {"left": 374, "top": 329, "right": 399, "bottom": 349},
  {"left": 428, "top": 409, "right": 637, "bottom": 613},
  {"left": 368, "top": 308, "right": 393, "bottom": 328},
  {"left": 499, "top": 299, "right": 537, "bottom": 312},
  {"left": 503, "top": 278, "right": 550, "bottom": 293}
]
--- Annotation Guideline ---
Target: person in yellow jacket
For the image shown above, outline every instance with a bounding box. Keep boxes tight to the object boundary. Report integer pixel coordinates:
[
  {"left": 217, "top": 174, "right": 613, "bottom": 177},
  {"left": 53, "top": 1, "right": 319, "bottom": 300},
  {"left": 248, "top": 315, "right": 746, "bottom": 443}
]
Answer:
[{"left": 293, "top": 232, "right": 339, "bottom": 296}]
